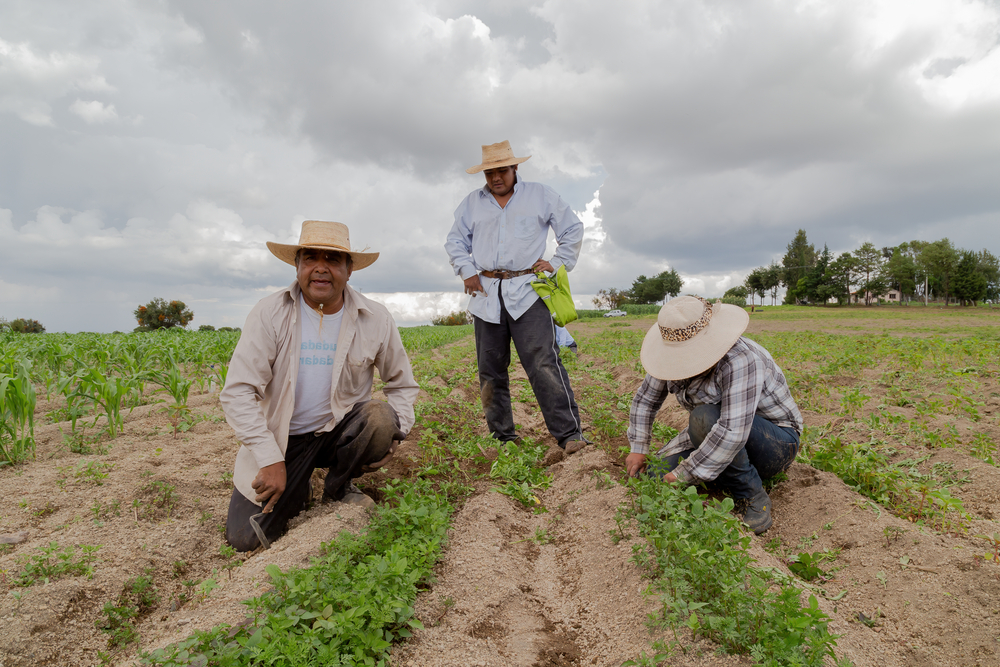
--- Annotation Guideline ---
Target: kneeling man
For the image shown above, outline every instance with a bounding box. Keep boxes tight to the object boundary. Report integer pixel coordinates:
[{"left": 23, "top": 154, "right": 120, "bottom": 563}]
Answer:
[
  {"left": 625, "top": 296, "right": 802, "bottom": 534},
  {"left": 221, "top": 220, "right": 418, "bottom": 551}
]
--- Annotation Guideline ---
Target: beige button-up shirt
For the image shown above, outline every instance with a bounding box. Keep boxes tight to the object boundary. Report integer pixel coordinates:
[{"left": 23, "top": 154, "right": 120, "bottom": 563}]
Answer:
[{"left": 221, "top": 281, "right": 419, "bottom": 505}]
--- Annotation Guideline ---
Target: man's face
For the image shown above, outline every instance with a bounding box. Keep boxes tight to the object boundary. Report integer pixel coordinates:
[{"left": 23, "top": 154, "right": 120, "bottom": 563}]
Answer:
[
  {"left": 296, "top": 249, "right": 352, "bottom": 310},
  {"left": 484, "top": 165, "right": 516, "bottom": 198}
]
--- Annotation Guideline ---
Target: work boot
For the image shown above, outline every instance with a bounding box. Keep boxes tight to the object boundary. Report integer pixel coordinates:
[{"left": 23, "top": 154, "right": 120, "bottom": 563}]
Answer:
[
  {"left": 563, "top": 436, "right": 591, "bottom": 456},
  {"left": 737, "top": 488, "right": 772, "bottom": 534},
  {"left": 341, "top": 481, "right": 375, "bottom": 509}
]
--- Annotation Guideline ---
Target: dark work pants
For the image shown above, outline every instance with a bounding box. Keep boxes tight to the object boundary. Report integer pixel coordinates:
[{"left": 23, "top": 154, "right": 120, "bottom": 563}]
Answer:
[
  {"left": 648, "top": 404, "right": 799, "bottom": 499},
  {"left": 474, "top": 295, "right": 582, "bottom": 447},
  {"left": 225, "top": 400, "right": 403, "bottom": 552}
]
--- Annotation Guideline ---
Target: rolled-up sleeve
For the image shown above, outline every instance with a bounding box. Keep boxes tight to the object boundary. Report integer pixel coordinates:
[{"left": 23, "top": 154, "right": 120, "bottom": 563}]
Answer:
[
  {"left": 627, "top": 374, "right": 671, "bottom": 455},
  {"left": 219, "top": 305, "right": 285, "bottom": 469}
]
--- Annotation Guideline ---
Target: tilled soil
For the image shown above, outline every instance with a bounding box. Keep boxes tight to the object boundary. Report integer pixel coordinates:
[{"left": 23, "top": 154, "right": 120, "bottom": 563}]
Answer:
[{"left": 1, "top": 314, "right": 1000, "bottom": 666}]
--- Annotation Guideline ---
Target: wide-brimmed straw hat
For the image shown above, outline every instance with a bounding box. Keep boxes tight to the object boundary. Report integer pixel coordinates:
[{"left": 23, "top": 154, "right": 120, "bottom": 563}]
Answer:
[
  {"left": 640, "top": 296, "right": 750, "bottom": 381},
  {"left": 266, "top": 220, "right": 378, "bottom": 270},
  {"left": 466, "top": 140, "right": 531, "bottom": 174}
]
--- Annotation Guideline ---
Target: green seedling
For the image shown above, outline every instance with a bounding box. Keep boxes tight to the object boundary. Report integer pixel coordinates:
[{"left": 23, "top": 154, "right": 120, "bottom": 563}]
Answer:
[
  {"left": 13, "top": 542, "right": 100, "bottom": 587},
  {"left": 883, "top": 526, "right": 906, "bottom": 548},
  {"left": 787, "top": 551, "right": 832, "bottom": 581},
  {"left": 96, "top": 572, "right": 160, "bottom": 648}
]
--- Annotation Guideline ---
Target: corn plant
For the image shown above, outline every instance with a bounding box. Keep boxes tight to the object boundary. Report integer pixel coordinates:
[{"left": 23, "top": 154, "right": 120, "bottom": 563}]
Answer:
[
  {"left": 0, "top": 361, "right": 37, "bottom": 465},
  {"left": 76, "top": 368, "right": 146, "bottom": 438},
  {"left": 151, "top": 359, "right": 192, "bottom": 437}
]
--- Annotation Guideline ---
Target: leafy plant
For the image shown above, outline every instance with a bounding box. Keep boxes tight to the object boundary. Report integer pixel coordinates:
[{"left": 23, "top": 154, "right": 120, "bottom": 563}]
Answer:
[
  {"left": 627, "top": 478, "right": 842, "bottom": 666},
  {"left": 96, "top": 572, "right": 160, "bottom": 648},
  {"left": 787, "top": 552, "right": 833, "bottom": 581},
  {"left": 142, "top": 480, "right": 452, "bottom": 667},
  {"left": 0, "top": 360, "right": 37, "bottom": 465},
  {"left": 13, "top": 542, "right": 101, "bottom": 587},
  {"left": 135, "top": 480, "right": 178, "bottom": 520}
]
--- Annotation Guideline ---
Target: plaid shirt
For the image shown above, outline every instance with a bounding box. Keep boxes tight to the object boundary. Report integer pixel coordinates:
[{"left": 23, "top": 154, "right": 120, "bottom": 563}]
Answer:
[{"left": 627, "top": 336, "right": 802, "bottom": 484}]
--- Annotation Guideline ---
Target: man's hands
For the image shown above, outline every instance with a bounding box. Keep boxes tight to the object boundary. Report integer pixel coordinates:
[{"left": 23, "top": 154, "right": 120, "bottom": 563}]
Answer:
[
  {"left": 626, "top": 453, "right": 647, "bottom": 477},
  {"left": 625, "top": 453, "right": 678, "bottom": 482},
  {"left": 532, "top": 259, "right": 554, "bottom": 273},
  {"left": 463, "top": 274, "right": 484, "bottom": 296},
  {"left": 252, "top": 462, "right": 286, "bottom": 513},
  {"left": 361, "top": 440, "right": 399, "bottom": 473}
]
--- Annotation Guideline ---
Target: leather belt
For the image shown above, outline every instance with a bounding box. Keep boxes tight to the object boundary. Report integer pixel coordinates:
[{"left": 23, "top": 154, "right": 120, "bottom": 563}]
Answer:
[{"left": 480, "top": 268, "right": 535, "bottom": 280}]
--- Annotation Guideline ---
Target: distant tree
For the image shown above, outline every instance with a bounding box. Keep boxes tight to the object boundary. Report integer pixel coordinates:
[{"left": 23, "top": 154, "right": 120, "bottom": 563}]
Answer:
[
  {"left": 628, "top": 269, "right": 683, "bottom": 304},
  {"left": 9, "top": 318, "right": 45, "bottom": 333},
  {"left": 218, "top": 327, "right": 240, "bottom": 333},
  {"left": 854, "top": 242, "right": 887, "bottom": 305},
  {"left": 432, "top": 311, "right": 470, "bottom": 326},
  {"left": 799, "top": 245, "right": 835, "bottom": 305},
  {"left": 134, "top": 298, "right": 194, "bottom": 331},
  {"left": 781, "top": 229, "right": 817, "bottom": 304},
  {"left": 592, "top": 288, "right": 629, "bottom": 309},
  {"left": 198, "top": 324, "right": 216, "bottom": 332},
  {"left": 979, "top": 249, "right": 1000, "bottom": 302},
  {"left": 744, "top": 268, "right": 767, "bottom": 307},
  {"left": 826, "top": 252, "right": 857, "bottom": 304},
  {"left": 952, "top": 250, "right": 989, "bottom": 306},
  {"left": 883, "top": 244, "right": 919, "bottom": 304},
  {"left": 919, "top": 239, "right": 959, "bottom": 304},
  {"left": 722, "top": 285, "right": 748, "bottom": 307},
  {"left": 764, "top": 262, "right": 783, "bottom": 306}
]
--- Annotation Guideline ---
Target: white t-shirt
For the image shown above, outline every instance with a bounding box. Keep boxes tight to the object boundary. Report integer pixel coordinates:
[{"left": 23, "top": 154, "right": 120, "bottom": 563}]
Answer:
[{"left": 288, "top": 295, "right": 344, "bottom": 435}]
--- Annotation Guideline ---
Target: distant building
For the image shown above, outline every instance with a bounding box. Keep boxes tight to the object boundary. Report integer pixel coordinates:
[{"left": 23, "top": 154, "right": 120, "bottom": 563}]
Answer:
[{"left": 849, "top": 289, "right": 901, "bottom": 304}]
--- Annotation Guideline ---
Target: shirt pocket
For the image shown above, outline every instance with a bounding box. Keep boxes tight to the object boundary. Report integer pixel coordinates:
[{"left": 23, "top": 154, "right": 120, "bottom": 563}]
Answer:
[
  {"left": 514, "top": 214, "right": 540, "bottom": 240},
  {"left": 339, "top": 341, "right": 377, "bottom": 395}
]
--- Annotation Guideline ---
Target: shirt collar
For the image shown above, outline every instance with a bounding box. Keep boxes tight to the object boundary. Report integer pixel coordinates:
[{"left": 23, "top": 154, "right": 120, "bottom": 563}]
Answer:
[{"left": 284, "top": 281, "right": 368, "bottom": 319}]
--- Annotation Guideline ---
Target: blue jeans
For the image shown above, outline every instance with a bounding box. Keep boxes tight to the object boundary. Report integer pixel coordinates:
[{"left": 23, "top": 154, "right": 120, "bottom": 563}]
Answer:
[
  {"left": 474, "top": 295, "right": 583, "bottom": 447},
  {"left": 647, "top": 404, "right": 799, "bottom": 499}
]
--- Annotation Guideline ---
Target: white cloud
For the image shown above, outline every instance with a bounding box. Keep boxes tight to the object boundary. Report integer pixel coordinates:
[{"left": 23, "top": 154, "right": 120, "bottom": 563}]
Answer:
[{"left": 69, "top": 99, "right": 119, "bottom": 124}]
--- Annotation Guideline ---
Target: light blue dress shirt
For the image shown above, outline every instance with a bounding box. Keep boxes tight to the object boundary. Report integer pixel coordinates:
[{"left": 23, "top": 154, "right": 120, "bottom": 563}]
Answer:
[{"left": 444, "top": 179, "right": 584, "bottom": 324}]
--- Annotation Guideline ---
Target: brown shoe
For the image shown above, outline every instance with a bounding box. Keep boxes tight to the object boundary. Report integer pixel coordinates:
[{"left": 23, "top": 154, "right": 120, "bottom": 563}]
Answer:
[
  {"left": 564, "top": 439, "right": 587, "bottom": 455},
  {"left": 340, "top": 481, "right": 375, "bottom": 509}
]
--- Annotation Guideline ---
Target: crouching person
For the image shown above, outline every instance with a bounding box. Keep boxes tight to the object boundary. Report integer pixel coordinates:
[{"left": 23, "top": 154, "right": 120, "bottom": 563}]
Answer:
[
  {"left": 625, "top": 296, "right": 802, "bottom": 534},
  {"left": 221, "top": 220, "right": 418, "bottom": 551}
]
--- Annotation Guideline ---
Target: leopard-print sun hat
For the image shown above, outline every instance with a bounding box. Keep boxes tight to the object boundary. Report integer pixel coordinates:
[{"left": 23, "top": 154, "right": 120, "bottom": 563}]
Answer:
[{"left": 639, "top": 295, "right": 750, "bottom": 381}]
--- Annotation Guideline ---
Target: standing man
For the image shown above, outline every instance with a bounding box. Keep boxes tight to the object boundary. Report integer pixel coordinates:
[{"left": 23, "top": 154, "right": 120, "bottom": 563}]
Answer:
[
  {"left": 221, "top": 220, "right": 419, "bottom": 551},
  {"left": 445, "top": 140, "right": 587, "bottom": 453},
  {"left": 625, "top": 296, "right": 802, "bottom": 534}
]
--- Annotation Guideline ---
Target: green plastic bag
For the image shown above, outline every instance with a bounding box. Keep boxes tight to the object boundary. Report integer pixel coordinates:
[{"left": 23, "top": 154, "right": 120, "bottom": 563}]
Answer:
[{"left": 531, "top": 265, "right": 578, "bottom": 327}]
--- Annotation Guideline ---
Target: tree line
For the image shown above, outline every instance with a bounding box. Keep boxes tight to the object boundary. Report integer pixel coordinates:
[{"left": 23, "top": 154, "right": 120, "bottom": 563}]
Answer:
[
  {"left": 592, "top": 269, "right": 684, "bottom": 309},
  {"left": 736, "top": 230, "right": 1000, "bottom": 307}
]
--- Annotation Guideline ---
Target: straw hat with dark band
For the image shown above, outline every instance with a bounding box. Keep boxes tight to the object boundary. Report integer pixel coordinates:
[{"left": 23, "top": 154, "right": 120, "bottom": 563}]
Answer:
[
  {"left": 266, "top": 220, "right": 379, "bottom": 270},
  {"left": 640, "top": 296, "right": 750, "bottom": 381},
  {"left": 466, "top": 140, "right": 532, "bottom": 174}
]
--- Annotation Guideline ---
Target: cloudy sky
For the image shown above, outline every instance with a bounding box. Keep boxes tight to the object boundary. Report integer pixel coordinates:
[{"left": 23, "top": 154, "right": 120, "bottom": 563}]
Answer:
[{"left": 3, "top": 0, "right": 999, "bottom": 332}]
